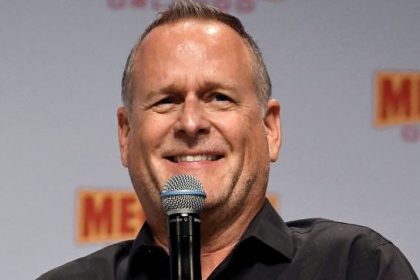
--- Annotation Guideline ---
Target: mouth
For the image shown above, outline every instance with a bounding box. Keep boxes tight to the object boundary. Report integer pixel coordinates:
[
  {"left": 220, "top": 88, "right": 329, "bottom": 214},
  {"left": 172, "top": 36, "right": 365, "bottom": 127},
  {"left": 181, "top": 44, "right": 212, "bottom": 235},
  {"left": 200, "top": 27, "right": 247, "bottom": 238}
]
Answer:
[{"left": 166, "top": 154, "right": 224, "bottom": 163}]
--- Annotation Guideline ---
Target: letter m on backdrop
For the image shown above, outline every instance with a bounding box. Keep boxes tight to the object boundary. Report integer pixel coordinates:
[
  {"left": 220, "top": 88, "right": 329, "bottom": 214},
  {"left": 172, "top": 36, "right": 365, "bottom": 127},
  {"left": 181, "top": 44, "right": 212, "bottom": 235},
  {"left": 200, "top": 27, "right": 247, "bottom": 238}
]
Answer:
[
  {"left": 375, "top": 71, "right": 420, "bottom": 127},
  {"left": 76, "top": 189, "right": 146, "bottom": 244}
]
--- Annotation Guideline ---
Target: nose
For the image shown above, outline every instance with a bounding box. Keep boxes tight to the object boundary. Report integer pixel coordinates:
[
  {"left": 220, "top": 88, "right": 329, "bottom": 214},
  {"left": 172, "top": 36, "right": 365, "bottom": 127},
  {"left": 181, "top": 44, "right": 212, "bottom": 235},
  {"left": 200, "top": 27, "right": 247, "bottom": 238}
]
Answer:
[{"left": 174, "top": 97, "right": 211, "bottom": 138}]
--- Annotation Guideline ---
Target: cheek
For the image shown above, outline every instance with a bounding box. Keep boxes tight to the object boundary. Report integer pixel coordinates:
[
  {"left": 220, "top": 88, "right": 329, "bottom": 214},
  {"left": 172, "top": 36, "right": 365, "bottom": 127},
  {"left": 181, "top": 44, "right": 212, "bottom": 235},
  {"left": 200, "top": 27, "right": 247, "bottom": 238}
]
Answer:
[
  {"left": 213, "top": 110, "right": 263, "bottom": 144},
  {"left": 127, "top": 118, "right": 158, "bottom": 161},
  {"left": 134, "top": 113, "right": 172, "bottom": 142},
  {"left": 241, "top": 117, "right": 269, "bottom": 160}
]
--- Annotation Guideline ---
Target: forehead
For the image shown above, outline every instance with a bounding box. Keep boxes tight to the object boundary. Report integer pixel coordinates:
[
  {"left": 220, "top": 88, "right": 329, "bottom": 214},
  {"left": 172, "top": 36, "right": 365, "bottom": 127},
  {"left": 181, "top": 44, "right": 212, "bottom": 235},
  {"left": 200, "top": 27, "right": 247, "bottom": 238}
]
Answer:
[
  {"left": 136, "top": 19, "right": 252, "bottom": 70},
  {"left": 129, "top": 19, "right": 256, "bottom": 95},
  {"left": 144, "top": 19, "right": 243, "bottom": 44}
]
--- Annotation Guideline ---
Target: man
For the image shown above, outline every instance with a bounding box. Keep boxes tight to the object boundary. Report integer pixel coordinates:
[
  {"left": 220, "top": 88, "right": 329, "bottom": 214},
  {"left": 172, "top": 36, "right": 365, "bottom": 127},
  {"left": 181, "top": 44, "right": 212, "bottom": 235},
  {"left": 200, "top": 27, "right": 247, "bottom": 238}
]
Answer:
[{"left": 39, "top": 0, "right": 418, "bottom": 279}]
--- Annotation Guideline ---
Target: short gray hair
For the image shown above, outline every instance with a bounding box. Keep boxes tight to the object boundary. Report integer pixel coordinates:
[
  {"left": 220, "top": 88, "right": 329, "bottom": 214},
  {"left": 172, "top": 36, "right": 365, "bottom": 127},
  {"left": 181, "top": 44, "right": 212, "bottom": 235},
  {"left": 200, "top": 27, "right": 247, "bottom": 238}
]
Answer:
[{"left": 121, "top": 0, "right": 271, "bottom": 110}]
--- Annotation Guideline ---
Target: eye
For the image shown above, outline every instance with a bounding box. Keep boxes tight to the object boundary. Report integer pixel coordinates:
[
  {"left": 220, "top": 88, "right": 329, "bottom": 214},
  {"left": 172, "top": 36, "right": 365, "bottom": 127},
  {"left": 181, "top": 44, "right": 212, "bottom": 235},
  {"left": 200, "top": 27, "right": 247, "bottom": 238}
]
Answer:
[
  {"left": 155, "top": 96, "right": 177, "bottom": 105},
  {"left": 212, "top": 93, "right": 234, "bottom": 103},
  {"left": 206, "top": 92, "right": 236, "bottom": 110},
  {"left": 151, "top": 95, "right": 182, "bottom": 113}
]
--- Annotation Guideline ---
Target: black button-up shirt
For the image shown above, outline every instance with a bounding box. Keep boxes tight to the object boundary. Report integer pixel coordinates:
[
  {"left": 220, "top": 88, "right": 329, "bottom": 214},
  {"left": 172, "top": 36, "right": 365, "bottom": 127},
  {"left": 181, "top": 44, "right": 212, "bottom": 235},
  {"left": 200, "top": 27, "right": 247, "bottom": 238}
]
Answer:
[{"left": 38, "top": 201, "right": 418, "bottom": 279}]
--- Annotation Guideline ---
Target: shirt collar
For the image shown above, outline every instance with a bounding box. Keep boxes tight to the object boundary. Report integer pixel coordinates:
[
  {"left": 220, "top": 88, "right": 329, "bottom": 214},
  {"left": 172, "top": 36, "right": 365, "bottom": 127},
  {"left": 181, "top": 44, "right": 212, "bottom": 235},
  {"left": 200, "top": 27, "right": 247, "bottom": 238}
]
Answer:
[
  {"left": 129, "top": 199, "right": 294, "bottom": 261},
  {"left": 129, "top": 221, "right": 159, "bottom": 258},
  {"left": 240, "top": 199, "right": 294, "bottom": 261}
]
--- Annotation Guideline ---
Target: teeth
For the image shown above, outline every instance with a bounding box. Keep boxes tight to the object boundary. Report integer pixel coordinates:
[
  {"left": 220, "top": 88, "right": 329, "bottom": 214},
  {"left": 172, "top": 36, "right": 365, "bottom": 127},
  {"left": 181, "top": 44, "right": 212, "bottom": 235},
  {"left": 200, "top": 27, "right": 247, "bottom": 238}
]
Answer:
[{"left": 174, "top": 155, "right": 218, "bottom": 162}]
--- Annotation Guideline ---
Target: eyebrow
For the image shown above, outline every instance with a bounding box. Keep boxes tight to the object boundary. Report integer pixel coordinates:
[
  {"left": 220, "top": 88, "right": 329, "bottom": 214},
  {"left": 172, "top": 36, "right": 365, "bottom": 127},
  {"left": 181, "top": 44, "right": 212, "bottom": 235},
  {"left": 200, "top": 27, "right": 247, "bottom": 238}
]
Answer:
[{"left": 147, "top": 80, "right": 237, "bottom": 98}]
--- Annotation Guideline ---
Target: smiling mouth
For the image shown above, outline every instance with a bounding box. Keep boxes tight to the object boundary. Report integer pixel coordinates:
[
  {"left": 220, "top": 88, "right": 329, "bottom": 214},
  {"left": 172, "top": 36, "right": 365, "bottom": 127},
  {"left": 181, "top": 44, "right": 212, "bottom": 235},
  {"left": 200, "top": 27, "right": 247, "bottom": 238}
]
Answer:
[{"left": 167, "top": 154, "right": 223, "bottom": 163}]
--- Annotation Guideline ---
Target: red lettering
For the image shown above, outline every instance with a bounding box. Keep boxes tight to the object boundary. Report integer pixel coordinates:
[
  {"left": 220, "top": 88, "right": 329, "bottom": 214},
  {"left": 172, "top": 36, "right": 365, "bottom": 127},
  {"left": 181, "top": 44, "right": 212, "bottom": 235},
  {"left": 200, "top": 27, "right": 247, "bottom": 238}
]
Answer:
[
  {"left": 82, "top": 195, "right": 113, "bottom": 238},
  {"left": 131, "top": 0, "right": 146, "bottom": 8},
  {"left": 417, "top": 80, "right": 420, "bottom": 115},
  {"left": 213, "top": 0, "right": 231, "bottom": 11},
  {"left": 151, "top": 0, "right": 170, "bottom": 11},
  {"left": 236, "top": 0, "right": 255, "bottom": 13},
  {"left": 380, "top": 78, "right": 411, "bottom": 120},
  {"left": 120, "top": 196, "right": 137, "bottom": 234},
  {"left": 375, "top": 72, "right": 420, "bottom": 127},
  {"left": 107, "top": 0, "right": 260, "bottom": 13},
  {"left": 108, "top": 0, "right": 126, "bottom": 9}
]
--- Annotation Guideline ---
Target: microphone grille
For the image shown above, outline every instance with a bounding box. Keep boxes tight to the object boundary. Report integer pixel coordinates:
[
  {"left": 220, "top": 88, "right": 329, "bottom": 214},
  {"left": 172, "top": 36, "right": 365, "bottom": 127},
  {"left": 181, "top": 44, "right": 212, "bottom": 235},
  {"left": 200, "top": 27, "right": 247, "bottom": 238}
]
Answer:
[{"left": 161, "top": 174, "right": 206, "bottom": 215}]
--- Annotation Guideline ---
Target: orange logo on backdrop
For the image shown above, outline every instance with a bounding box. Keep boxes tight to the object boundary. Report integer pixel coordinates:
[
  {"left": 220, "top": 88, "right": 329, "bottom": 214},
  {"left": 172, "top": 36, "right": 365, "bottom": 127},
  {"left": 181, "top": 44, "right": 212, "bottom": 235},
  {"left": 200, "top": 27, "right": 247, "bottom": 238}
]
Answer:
[
  {"left": 77, "top": 189, "right": 146, "bottom": 243},
  {"left": 375, "top": 71, "right": 420, "bottom": 127},
  {"left": 76, "top": 189, "right": 279, "bottom": 244}
]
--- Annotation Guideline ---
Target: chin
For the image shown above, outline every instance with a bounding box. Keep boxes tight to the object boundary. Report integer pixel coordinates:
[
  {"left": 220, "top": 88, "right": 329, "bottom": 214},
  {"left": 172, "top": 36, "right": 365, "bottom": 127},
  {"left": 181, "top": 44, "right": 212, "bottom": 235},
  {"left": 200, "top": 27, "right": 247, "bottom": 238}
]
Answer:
[{"left": 202, "top": 195, "right": 228, "bottom": 211}]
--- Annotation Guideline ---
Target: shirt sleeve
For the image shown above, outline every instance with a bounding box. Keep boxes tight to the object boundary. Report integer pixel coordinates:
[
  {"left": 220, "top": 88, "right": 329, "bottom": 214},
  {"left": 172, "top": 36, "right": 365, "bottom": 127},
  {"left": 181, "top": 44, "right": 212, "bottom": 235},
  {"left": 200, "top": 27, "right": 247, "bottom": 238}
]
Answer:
[
  {"left": 376, "top": 243, "right": 418, "bottom": 280},
  {"left": 347, "top": 237, "right": 418, "bottom": 280}
]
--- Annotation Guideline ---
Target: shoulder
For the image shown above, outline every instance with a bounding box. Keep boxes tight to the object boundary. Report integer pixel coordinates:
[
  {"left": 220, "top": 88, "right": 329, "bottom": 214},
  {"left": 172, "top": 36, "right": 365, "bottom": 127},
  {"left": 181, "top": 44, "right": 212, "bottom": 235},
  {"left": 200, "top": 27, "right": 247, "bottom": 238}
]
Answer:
[
  {"left": 285, "top": 218, "right": 418, "bottom": 279},
  {"left": 286, "top": 218, "right": 389, "bottom": 242},
  {"left": 286, "top": 218, "right": 392, "bottom": 254},
  {"left": 37, "top": 240, "right": 133, "bottom": 280}
]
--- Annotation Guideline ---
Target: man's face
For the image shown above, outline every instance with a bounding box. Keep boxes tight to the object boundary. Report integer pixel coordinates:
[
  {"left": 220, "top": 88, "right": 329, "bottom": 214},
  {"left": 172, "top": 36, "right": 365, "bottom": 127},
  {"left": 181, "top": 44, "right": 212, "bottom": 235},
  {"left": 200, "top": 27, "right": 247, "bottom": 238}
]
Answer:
[{"left": 118, "top": 20, "right": 281, "bottom": 218}]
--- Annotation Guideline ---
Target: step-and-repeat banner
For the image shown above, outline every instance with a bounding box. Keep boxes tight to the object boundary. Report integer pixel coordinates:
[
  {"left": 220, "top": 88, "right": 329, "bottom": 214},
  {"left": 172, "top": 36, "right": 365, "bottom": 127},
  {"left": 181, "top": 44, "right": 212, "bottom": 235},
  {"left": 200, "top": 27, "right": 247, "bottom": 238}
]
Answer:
[{"left": 1, "top": 1, "right": 419, "bottom": 278}]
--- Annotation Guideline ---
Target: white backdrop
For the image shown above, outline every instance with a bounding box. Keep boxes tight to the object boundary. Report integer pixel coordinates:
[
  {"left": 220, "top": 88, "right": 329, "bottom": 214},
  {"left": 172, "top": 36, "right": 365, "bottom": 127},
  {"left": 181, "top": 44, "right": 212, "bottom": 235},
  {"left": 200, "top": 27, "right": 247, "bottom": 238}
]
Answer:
[{"left": 0, "top": 0, "right": 419, "bottom": 278}]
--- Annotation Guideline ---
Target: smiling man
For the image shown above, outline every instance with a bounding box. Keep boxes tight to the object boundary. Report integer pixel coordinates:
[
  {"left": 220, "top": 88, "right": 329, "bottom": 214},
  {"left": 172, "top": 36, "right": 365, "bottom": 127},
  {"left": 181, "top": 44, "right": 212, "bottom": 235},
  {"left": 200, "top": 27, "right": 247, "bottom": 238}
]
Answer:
[
  {"left": 116, "top": 9, "right": 280, "bottom": 278},
  {"left": 38, "top": 0, "right": 417, "bottom": 279}
]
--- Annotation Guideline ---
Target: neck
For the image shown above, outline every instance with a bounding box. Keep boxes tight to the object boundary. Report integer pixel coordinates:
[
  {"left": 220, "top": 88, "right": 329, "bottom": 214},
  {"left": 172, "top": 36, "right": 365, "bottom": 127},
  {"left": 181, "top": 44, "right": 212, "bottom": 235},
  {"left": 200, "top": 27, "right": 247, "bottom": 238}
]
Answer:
[
  {"left": 199, "top": 199, "right": 264, "bottom": 278},
  {"left": 150, "top": 198, "right": 265, "bottom": 279}
]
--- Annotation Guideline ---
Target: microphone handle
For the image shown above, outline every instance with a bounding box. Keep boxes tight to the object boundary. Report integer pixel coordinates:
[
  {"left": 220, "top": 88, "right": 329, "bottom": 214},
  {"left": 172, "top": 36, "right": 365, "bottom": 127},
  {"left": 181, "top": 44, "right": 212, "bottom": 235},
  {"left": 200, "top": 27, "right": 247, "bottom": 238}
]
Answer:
[{"left": 168, "top": 212, "right": 202, "bottom": 280}]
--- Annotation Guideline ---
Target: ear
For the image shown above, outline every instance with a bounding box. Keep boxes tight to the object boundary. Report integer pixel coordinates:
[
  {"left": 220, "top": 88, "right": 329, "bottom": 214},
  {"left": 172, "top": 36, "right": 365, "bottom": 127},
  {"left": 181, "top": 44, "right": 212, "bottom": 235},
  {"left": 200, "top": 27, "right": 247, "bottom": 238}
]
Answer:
[
  {"left": 117, "top": 106, "right": 130, "bottom": 167},
  {"left": 264, "top": 99, "right": 281, "bottom": 162}
]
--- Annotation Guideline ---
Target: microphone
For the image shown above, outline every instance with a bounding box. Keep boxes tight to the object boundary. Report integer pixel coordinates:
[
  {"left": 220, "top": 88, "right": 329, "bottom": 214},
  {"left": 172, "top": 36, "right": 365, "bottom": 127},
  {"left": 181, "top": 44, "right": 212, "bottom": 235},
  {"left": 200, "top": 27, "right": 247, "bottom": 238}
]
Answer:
[{"left": 161, "top": 174, "right": 206, "bottom": 280}]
